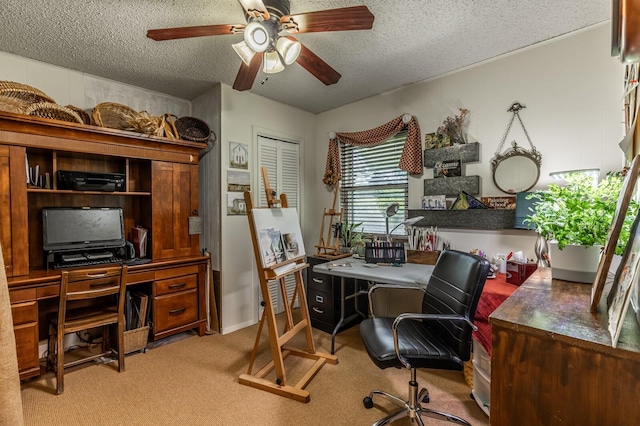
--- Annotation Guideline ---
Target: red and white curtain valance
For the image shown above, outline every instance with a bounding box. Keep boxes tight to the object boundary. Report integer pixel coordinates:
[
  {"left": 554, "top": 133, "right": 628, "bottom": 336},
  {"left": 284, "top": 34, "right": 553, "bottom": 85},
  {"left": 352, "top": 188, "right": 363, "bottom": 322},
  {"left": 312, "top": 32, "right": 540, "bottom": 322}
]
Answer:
[{"left": 323, "top": 114, "right": 423, "bottom": 187}]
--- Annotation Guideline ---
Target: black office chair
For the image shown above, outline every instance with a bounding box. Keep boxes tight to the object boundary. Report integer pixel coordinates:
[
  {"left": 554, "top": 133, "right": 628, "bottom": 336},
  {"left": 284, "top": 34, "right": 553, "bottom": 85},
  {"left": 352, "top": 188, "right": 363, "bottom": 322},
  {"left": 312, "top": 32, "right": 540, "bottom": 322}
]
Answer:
[{"left": 360, "top": 250, "right": 490, "bottom": 426}]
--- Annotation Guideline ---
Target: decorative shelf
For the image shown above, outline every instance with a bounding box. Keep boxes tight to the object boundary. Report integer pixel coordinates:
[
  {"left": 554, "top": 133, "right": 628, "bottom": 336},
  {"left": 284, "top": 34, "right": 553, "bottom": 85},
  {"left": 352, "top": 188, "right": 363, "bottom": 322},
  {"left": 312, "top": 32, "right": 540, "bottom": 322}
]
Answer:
[
  {"left": 408, "top": 209, "right": 516, "bottom": 230},
  {"left": 424, "top": 176, "right": 480, "bottom": 196},
  {"left": 423, "top": 142, "right": 480, "bottom": 168}
]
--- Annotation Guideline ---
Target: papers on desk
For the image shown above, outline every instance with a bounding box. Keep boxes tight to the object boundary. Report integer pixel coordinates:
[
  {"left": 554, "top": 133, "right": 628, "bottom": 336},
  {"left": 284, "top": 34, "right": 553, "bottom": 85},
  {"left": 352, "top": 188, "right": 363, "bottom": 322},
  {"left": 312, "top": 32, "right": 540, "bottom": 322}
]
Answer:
[{"left": 327, "top": 261, "right": 352, "bottom": 270}]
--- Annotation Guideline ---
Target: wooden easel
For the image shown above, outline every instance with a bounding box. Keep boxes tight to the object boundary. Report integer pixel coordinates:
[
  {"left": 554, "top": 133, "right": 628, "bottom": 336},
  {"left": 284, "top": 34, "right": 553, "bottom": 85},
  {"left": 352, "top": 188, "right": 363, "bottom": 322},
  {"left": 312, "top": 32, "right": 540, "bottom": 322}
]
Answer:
[
  {"left": 239, "top": 186, "right": 337, "bottom": 402},
  {"left": 314, "top": 185, "right": 350, "bottom": 259}
]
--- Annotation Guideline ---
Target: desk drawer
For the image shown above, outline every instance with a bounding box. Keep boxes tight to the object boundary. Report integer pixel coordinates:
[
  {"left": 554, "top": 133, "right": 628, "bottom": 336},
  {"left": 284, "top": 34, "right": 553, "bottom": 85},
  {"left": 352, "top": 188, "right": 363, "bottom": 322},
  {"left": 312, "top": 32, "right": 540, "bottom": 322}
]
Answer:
[
  {"left": 307, "top": 288, "right": 333, "bottom": 324},
  {"left": 11, "top": 301, "right": 37, "bottom": 325},
  {"left": 155, "top": 274, "right": 197, "bottom": 296},
  {"left": 154, "top": 289, "right": 198, "bottom": 332},
  {"left": 308, "top": 272, "right": 332, "bottom": 292},
  {"left": 14, "top": 322, "right": 39, "bottom": 377}
]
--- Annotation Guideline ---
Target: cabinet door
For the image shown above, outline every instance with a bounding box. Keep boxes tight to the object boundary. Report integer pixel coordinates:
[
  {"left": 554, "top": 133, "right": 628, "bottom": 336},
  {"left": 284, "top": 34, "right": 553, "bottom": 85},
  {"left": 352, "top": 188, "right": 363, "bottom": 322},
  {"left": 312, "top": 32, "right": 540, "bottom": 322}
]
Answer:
[
  {"left": 151, "top": 161, "right": 200, "bottom": 259},
  {"left": 0, "top": 145, "right": 29, "bottom": 277}
]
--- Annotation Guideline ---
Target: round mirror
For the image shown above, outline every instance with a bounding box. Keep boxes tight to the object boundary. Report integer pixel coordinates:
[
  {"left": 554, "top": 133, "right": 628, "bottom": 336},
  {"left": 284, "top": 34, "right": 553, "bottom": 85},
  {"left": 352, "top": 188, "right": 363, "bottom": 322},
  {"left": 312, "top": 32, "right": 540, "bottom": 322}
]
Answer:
[{"left": 491, "top": 146, "right": 541, "bottom": 194}]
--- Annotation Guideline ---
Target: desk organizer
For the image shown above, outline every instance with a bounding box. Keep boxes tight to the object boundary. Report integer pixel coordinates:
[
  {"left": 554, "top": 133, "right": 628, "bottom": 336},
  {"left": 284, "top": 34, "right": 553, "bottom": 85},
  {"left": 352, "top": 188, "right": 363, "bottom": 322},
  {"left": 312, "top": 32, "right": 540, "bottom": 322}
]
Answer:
[
  {"left": 406, "top": 250, "right": 441, "bottom": 265},
  {"left": 506, "top": 260, "right": 537, "bottom": 285},
  {"left": 365, "top": 242, "right": 406, "bottom": 264}
]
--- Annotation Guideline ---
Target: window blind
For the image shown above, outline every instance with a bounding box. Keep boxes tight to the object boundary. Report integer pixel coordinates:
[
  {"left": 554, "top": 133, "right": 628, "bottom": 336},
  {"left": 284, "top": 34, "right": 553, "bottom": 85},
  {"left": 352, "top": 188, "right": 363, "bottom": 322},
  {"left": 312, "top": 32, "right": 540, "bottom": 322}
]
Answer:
[{"left": 340, "top": 131, "right": 409, "bottom": 237}]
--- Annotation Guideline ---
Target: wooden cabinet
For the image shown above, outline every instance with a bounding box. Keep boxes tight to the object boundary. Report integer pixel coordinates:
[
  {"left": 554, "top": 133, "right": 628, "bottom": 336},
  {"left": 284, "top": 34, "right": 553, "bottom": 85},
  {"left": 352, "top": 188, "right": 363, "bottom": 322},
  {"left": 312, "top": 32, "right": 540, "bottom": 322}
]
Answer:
[
  {"left": 0, "top": 111, "right": 209, "bottom": 378},
  {"left": 0, "top": 145, "right": 29, "bottom": 277},
  {"left": 9, "top": 289, "right": 40, "bottom": 380},
  {"left": 152, "top": 264, "right": 203, "bottom": 338},
  {"left": 490, "top": 268, "right": 640, "bottom": 425},
  {"left": 151, "top": 161, "right": 200, "bottom": 259}
]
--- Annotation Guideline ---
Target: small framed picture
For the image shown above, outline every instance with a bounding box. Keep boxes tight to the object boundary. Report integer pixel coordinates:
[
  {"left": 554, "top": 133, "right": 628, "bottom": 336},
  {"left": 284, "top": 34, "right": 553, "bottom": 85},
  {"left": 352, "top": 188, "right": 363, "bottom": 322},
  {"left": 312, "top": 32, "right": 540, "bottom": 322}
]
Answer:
[
  {"left": 227, "top": 193, "right": 247, "bottom": 215},
  {"left": 227, "top": 170, "right": 250, "bottom": 192},
  {"left": 229, "top": 141, "right": 249, "bottom": 169}
]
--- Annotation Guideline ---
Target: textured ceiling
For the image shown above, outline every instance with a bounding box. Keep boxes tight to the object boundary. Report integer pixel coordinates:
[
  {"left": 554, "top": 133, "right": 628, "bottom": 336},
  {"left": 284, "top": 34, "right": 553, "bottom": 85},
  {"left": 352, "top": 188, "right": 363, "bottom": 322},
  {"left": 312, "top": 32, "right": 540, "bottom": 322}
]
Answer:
[{"left": 0, "top": 1, "right": 611, "bottom": 114}]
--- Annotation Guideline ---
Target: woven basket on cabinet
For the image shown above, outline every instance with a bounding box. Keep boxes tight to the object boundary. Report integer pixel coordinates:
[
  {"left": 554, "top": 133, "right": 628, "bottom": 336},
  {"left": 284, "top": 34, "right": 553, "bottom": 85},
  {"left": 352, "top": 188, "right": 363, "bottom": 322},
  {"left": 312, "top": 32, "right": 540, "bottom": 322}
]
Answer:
[
  {"left": 0, "top": 81, "right": 56, "bottom": 104},
  {"left": 24, "top": 102, "right": 84, "bottom": 124},
  {"left": 174, "top": 116, "right": 212, "bottom": 142}
]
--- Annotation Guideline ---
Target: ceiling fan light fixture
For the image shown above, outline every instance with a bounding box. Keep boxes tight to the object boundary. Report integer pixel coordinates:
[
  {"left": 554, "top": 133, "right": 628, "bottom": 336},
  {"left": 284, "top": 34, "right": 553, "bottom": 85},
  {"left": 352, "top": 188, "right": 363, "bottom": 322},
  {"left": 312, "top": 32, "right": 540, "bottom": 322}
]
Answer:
[
  {"left": 244, "top": 21, "right": 270, "bottom": 52},
  {"left": 263, "top": 50, "right": 285, "bottom": 74},
  {"left": 232, "top": 40, "right": 256, "bottom": 66},
  {"left": 276, "top": 37, "right": 301, "bottom": 65}
]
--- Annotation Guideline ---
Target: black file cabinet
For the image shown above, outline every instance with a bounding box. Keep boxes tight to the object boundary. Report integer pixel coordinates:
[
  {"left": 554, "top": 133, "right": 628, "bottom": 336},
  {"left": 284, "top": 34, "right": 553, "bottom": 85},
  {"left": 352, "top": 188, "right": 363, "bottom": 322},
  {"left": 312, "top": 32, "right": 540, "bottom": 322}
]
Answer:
[{"left": 306, "top": 256, "right": 367, "bottom": 335}]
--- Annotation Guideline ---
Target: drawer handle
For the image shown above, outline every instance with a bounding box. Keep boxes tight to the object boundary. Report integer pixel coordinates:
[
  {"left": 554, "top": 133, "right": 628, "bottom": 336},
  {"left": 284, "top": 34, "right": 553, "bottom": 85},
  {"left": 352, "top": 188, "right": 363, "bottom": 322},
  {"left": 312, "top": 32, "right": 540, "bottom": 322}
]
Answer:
[
  {"left": 169, "top": 307, "right": 187, "bottom": 315},
  {"left": 89, "top": 281, "right": 112, "bottom": 288},
  {"left": 312, "top": 307, "right": 324, "bottom": 314},
  {"left": 312, "top": 278, "right": 323, "bottom": 284},
  {"left": 168, "top": 283, "right": 187, "bottom": 290}
]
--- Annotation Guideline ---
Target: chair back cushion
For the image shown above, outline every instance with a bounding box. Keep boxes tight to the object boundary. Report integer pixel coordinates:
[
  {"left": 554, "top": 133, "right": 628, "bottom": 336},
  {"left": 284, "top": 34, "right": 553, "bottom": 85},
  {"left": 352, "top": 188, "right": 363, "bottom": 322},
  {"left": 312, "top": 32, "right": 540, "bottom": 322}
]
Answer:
[{"left": 421, "top": 250, "right": 490, "bottom": 362}]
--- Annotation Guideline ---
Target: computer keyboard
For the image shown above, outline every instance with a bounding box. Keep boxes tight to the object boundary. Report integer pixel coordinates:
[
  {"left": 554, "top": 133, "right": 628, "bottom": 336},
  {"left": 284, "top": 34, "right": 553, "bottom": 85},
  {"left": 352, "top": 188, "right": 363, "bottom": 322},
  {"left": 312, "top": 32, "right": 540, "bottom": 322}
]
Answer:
[{"left": 53, "top": 256, "right": 124, "bottom": 270}]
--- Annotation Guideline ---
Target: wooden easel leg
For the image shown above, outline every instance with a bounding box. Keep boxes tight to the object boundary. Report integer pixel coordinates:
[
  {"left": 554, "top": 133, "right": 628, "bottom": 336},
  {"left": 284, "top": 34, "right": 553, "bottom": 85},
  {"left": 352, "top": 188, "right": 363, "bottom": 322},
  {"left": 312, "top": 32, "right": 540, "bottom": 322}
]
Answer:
[{"left": 246, "top": 307, "right": 267, "bottom": 375}]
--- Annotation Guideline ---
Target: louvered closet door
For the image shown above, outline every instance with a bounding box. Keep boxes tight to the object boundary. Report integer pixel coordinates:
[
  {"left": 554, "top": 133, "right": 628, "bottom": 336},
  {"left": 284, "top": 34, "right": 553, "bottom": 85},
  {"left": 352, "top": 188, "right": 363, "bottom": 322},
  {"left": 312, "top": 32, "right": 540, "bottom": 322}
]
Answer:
[{"left": 257, "top": 135, "right": 300, "bottom": 314}]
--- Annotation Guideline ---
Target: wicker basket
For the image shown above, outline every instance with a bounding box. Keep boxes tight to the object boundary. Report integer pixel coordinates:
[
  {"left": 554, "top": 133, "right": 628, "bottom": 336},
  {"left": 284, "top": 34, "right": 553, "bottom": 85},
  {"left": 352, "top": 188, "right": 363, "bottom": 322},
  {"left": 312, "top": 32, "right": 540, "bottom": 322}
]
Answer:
[
  {"left": 0, "top": 95, "right": 28, "bottom": 114},
  {"left": 92, "top": 102, "right": 138, "bottom": 129},
  {"left": 66, "top": 105, "right": 92, "bottom": 125},
  {"left": 123, "top": 325, "right": 149, "bottom": 354},
  {"left": 92, "top": 102, "right": 166, "bottom": 136},
  {"left": 24, "top": 102, "right": 84, "bottom": 124},
  {"left": 0, "top": 81, "right": 56, "bottom": 104},
  {"left": 175, "top": 116, "right": 212, "bottom": 142}
]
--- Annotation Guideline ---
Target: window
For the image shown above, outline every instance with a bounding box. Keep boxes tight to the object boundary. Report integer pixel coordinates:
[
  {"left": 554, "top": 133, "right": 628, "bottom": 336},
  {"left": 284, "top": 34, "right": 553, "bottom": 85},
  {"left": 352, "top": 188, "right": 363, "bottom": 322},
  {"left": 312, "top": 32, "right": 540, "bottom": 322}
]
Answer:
[{"left": 340, "top": 131, "right": 408, "bottom": 238}]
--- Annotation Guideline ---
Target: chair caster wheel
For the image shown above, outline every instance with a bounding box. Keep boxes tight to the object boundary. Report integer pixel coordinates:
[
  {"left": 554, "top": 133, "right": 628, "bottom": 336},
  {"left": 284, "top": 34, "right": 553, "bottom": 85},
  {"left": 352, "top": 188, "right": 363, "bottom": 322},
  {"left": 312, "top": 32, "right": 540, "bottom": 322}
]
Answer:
[{"left": 363, "top": 396, "right": 374, "bottom": 409}]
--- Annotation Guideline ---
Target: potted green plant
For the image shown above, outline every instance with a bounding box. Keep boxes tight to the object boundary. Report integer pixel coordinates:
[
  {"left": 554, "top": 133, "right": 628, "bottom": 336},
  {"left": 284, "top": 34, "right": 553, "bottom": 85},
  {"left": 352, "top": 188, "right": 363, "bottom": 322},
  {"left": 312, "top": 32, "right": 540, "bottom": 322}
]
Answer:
[
  {"left": 524, "top": 171, "right": 637, "bottom": 282},
  {"left": 340, "top": 219, "right": 371, "bottom": 256}
]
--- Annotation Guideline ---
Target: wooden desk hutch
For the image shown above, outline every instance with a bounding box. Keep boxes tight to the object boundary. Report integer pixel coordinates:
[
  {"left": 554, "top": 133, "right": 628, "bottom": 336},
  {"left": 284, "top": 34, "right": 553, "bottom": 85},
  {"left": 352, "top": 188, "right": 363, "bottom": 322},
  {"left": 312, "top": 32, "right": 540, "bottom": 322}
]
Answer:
[{"left": 0, "top": 111, "right": 209, "bottom": 380}]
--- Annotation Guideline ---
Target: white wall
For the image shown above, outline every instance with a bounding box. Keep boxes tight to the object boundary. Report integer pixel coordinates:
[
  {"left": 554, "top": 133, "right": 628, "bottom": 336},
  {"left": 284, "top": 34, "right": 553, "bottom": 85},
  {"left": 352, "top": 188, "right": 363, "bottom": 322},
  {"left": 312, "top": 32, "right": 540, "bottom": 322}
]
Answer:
[
  {"left": 313, "top": 23, "right": 626, "bottom": 262},
  {"left": 218, "top": 85, "right": 316, "bottom": 333},
  {"left": 0, "top": 51, "right": 190, "bottom": 116}
]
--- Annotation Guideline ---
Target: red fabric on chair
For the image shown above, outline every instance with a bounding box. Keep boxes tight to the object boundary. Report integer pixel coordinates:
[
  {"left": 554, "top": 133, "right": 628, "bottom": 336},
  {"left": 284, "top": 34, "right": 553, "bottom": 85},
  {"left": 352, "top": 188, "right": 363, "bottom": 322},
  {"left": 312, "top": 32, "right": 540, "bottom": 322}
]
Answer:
[{"left": 473, "top": 273, "right": 519, "bottom": 355}]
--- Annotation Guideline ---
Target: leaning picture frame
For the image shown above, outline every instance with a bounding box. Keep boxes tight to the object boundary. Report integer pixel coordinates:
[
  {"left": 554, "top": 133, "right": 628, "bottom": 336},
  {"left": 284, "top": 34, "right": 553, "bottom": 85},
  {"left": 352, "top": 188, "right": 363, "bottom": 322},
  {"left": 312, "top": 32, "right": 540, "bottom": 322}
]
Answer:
[
  {"left": 607, "top": 211, "right": 640, "bottom": 347},
  {"left": 591, "top": 154, "right": 640, "bottom": 312}
]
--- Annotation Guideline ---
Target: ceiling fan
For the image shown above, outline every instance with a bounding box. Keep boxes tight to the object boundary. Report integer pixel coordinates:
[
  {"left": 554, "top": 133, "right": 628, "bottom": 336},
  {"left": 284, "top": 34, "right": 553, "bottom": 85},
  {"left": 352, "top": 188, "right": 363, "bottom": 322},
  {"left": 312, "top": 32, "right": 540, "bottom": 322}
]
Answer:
[{"left": 147, "top": 0, "right": 374, "bottom": 91}]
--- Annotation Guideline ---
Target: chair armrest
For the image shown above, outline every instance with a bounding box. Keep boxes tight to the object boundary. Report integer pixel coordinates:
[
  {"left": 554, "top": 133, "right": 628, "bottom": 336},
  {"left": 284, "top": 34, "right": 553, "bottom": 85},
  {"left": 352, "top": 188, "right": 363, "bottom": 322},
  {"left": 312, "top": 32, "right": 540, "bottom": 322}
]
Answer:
[
  {"left": 367, "top": 283, "right": 426, "bottom": 318},
  {"left": 391, "top": 313, "right": 476, "bottom": 369}
]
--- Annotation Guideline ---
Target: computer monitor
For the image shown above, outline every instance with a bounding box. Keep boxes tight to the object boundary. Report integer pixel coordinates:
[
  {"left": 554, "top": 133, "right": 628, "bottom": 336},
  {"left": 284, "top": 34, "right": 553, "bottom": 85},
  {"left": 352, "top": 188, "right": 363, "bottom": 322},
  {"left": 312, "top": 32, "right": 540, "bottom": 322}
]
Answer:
[{"left": 42, "top": 207, "right": 125, "bottom": 252}]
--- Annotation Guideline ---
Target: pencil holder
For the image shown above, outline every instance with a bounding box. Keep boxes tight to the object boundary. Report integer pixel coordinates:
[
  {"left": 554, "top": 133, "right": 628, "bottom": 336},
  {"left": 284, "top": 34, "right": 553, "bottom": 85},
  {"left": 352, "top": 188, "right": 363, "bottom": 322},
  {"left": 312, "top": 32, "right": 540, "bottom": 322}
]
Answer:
[
  {"left": 406, "top": 250, "right": 441, "bottom": 265},
  {"left": 364, "top": 242, "right": 406, "bottom": 264}
]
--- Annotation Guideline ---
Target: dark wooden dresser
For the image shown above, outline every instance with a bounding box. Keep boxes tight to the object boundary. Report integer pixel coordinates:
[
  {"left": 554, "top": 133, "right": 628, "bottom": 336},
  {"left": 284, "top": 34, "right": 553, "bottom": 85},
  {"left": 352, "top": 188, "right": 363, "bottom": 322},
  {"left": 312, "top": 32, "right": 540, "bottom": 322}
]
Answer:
[{"left": 490, "top": 267, "right": 640, "bottom": 425}]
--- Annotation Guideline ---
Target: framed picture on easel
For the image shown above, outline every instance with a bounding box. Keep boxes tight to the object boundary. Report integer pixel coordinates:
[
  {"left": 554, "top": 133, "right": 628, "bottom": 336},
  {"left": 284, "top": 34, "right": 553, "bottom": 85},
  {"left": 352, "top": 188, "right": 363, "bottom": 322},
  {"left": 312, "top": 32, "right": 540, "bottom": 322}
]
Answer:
[
  {"left": 608, "top": 211, "right": 640, "bottom": 347},
  {"left": 591, "top": 155, "right": 640, "bottom": 312}
]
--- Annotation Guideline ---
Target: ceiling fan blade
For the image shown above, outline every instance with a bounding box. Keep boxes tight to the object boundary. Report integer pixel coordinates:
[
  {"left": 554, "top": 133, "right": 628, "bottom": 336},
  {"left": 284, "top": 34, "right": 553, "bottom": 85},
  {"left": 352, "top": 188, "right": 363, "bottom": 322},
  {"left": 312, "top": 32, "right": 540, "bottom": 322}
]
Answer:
[
  {"left": 233, "top": 51, "right": 264, "bottom": 91},
  {"left": 238, "top": 0, "right": 270, "bottom": 20},
  {"left": 281, "top": 5, "right": 374, "bottom": 34},
  {"left": 291, "top": 38, "right": 341, "bottom": 86},
  {"left": 147, "top": 24, "right": 243, "bottom": 41}
]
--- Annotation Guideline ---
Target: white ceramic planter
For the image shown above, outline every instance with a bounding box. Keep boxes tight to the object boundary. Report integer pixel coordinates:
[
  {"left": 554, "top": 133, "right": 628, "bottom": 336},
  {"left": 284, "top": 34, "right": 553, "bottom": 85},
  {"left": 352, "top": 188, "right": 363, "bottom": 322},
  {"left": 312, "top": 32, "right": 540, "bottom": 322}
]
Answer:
[{"left": 549, "top": 242, "right": 601, "bottom": 283}]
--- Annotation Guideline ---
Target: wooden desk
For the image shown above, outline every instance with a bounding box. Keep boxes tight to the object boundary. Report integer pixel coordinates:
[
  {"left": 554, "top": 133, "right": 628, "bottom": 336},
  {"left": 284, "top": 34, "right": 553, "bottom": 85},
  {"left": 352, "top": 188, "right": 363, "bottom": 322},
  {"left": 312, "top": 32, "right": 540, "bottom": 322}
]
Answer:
[
  {"left": 8, "top": 256, "right": 208, "bottom": 380},
  {"left": 313, "top": 258, "right": 434, "bottom": 353},
  {"left": 490, "top": 267, "right": 640, "bottom": 425}
]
